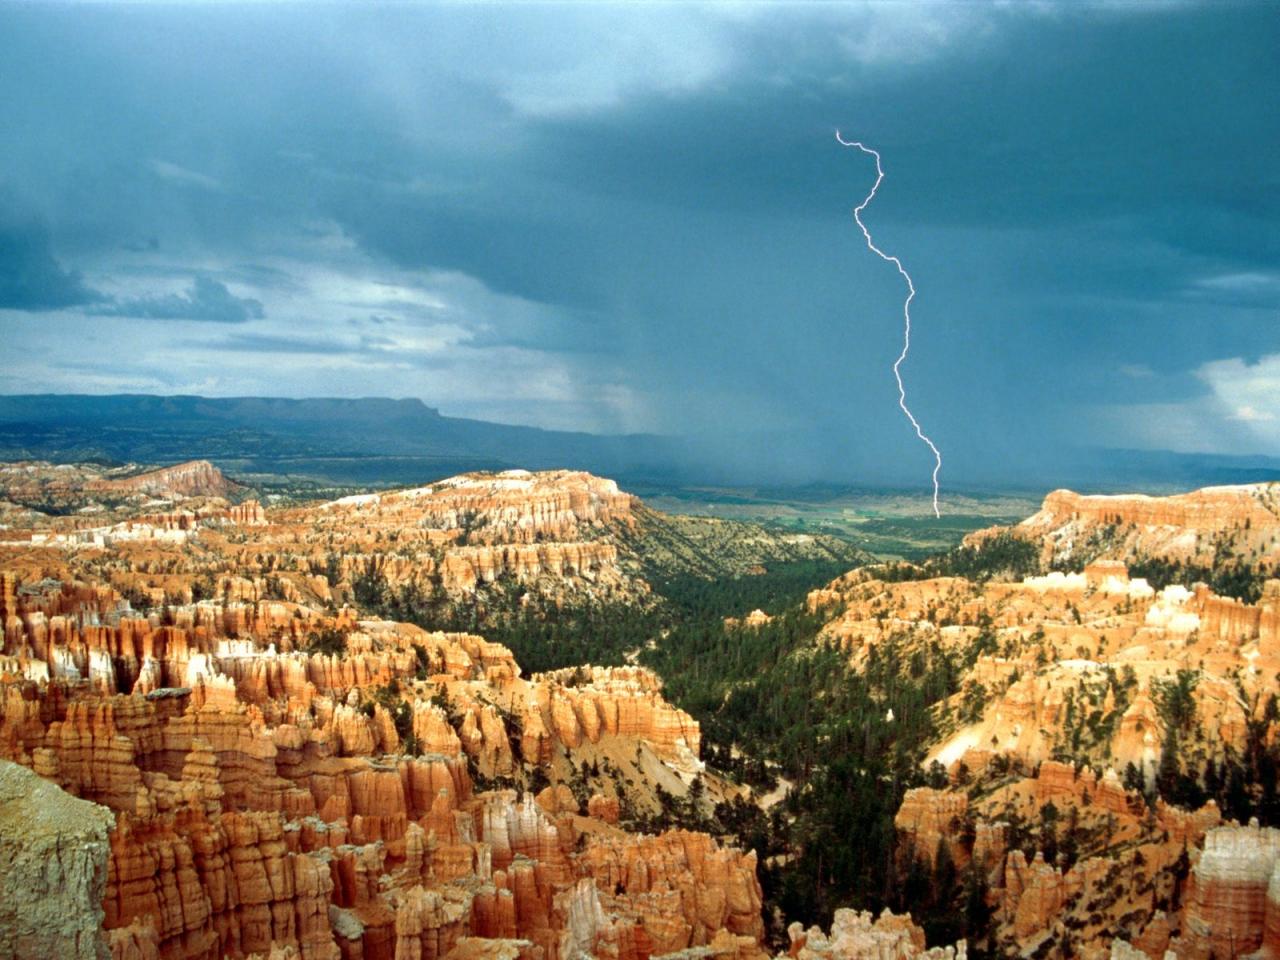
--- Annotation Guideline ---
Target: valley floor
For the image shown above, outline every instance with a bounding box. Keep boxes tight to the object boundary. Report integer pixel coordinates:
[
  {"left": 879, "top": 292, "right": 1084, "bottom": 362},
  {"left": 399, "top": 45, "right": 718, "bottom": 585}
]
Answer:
[{"left": 628, "top": 482, "right": 1040, "bottom": 560}]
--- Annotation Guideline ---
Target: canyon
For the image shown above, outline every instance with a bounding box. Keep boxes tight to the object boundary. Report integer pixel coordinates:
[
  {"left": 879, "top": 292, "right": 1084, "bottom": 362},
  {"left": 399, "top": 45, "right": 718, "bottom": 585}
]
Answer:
[
  {"left": 1, "top": 465, "right": 1279, "bottom": 959},
  {"left": 0, "top": 466, "right": 859, "bottom": 960}
]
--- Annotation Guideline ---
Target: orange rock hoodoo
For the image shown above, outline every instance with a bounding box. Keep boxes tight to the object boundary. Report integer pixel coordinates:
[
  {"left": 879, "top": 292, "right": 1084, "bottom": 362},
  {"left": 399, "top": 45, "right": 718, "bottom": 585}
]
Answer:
[
  {"left": 813, "top": 482, "right": 1280, "bottom": 956},
  {"left": 0, "top": 469, "right": 760, "bottom": 960},
  {"left": 0, "top": 571, "right": 750, "bottom": 960}
]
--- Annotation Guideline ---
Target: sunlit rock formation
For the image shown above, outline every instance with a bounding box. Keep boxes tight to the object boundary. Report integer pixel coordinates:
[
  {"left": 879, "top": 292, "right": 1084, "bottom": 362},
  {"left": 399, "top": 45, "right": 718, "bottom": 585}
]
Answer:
[
  {"left": 0, "top": 520, "right": 749, "bottom": 960},
  {"left": 781, "top": 909, "right": 964, "bottom": 960},
  {"left": 86, "top": 460, "right": 245, "bottom": 500},
  {"left": 973, "top": 484, "right": 1280, "bottom": 575},
  {"left": 809, "top": 482, "right": 1280, "bottom": 956}
]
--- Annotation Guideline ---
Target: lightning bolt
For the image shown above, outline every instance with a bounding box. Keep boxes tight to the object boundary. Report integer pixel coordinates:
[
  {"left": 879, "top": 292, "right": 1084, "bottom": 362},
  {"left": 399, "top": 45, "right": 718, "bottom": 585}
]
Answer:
[{"left": 836, "top": 130, "right": 942, "bottom": 518}]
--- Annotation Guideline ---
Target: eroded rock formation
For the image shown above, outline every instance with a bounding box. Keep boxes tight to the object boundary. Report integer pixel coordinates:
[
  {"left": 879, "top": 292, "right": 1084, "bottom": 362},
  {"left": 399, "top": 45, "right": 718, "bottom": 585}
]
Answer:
[
  {"left": 782, "top": 909, "right": 964, "bottom": 960},
  {"left": 972, "top": 484, "right": 1280, "bottom": 577},
  {"left": 7, "top": 468, "right": 1280, "bottom": 960},
  {"left": 808, "top": 483, "right": 1280, "bottom": 956},
  {"left": 0, "top": 758, "right": 115, "bottom": 960},
  {"left": 0, "top": 561, "right": 745, "bottom": 960},
  {"left": 87, "top": 460, "right": 244, "bottom": 500}
]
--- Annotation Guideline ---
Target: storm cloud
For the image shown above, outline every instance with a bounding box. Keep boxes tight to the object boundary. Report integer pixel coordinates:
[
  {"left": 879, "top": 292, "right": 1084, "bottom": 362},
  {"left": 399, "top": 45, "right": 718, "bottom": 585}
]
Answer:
[
  {"left": 93, "top": 277, "right": 264, "bottom": 324},
  {"left": 0, "top": 205, "right": 102, "bottom": 311},
  {"left": 0, "top": 1, "right": 1275, "bottom": 483}
]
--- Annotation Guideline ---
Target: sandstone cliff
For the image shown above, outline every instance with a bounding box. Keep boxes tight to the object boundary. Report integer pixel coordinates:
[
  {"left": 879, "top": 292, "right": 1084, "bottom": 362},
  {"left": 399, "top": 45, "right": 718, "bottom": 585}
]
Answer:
[
  {"left": 87, "top": 460, "right": 244, "bottom": 500},
  {"left": 967, "top": 483, "right": 1280, "bottom": 581}
]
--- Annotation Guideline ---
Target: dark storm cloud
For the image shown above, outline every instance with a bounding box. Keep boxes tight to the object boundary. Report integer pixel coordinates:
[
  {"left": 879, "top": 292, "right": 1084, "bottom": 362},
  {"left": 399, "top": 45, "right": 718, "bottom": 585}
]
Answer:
[
  {"left": 682, "top": 10, "right": 1267, "bottom": 229},
  {"left": 92, "top": 277, "right": 264, "bottom": 324},
  {"left": 0, "top": 205, "right": 102, "bottom": 311},
  {"left": 496, "top": 4, "right": 1280, "bottom": 304},
  {"left": 0, "top": 1, "right": 1275, "bottom": 477}
]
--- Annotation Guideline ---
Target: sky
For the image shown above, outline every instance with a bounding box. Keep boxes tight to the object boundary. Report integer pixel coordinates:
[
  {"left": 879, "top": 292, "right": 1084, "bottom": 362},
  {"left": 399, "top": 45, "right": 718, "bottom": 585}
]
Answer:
[{"left": 0, "top": 1, "right": 1277, "bottom": 485}]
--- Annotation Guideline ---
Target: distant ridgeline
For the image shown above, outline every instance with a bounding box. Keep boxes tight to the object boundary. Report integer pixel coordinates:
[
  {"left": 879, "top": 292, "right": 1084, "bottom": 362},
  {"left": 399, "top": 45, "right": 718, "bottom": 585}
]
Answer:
[
  {"left": 1, "top": 393, "right": 1278, "bottom": 490},
  {"left": 0, "top": 393, "right": 687, "bottom": 484}
]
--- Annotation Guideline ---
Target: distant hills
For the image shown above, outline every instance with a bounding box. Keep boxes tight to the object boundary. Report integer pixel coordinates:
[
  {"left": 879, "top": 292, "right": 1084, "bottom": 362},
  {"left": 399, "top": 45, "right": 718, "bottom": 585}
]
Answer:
[
  {"left": 0, "top": 394, "right": 687, "bottom": 485},
  {"left": 0, "top": 393, "right": 1275, "bottom": 491}
]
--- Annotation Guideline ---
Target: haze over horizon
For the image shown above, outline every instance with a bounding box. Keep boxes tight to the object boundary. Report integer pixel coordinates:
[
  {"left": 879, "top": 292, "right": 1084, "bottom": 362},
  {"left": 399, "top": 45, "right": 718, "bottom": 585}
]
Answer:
[{"left": 1, "top": 1, "right": 1277, "bottom": 486}]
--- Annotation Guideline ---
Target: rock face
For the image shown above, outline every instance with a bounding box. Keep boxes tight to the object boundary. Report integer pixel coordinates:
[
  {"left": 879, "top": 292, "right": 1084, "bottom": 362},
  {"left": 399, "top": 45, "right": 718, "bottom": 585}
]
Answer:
[
  {"left": 13, "top": 466, "right": 1280, "bottom": 960},
  {"left": 894, "top": 787, "right": 969, "bottom": 867},
  {"left": 319, "top": 469, "right": 637, "bottom": 545},
  {"left": 438, "top": 542, "right": 622, "bottom": 593},
  {"left": 0, "top": 758, "right": 115, "bottom": 960},
  {"left": 972, "top": 483, "right": 1280, "bottom": 575},
  {"left": 782, "top": 909, "right": 964, "bottom": 960},
  {"left": 1029, "top": 487, "right": 1279, "bottom": 537},
  {"left": 0, "top": 459, "right": 261, "bottom": 550},
  {"left": 816, "top": 564, "right": 1280, "bottom": 777},
  {"left": 272, "top": 469, "right": 650, "bottom": 612},
  {"left": 1180, "top": 821, "right": 1280, "bottom": 959},
  {"left": 289, "top": 469, "right": 860, "bottom": 611},
  {"left": 0, "top": 465, "right": 862, "bottom": 633},
  {"left": 88, "top": 460, "right": 243, "bottom": 499}
]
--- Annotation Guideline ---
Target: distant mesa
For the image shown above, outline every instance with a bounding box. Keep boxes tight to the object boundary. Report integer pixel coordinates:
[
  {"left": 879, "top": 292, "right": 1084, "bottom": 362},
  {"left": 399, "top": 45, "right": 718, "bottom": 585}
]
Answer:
[
  {"left": 2, "top": 393, "right": 1279, "bottom": 489},
  {"left": 0, "top": 393, "right": 683, "bottom": 486},
  {"left": 86, "top": 459, "right": 243, "bottom": 499}
]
